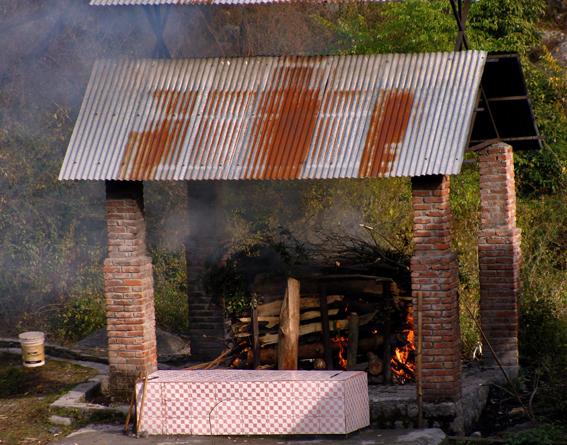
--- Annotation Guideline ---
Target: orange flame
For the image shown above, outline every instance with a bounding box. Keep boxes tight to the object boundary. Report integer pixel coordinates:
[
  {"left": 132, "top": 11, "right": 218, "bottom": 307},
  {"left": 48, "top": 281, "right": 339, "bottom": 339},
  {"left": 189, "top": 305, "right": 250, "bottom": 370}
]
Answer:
[
  {"left": 391, "top": 309, "right": 416, "bottom": 383},
  {"left": 331, "top": 336, "right": 348, "bottom": 370}
]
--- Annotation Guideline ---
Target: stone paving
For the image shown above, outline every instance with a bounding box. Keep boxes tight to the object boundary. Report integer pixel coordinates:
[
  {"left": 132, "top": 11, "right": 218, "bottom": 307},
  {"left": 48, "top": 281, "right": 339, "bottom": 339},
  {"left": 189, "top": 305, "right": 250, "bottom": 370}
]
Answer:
[
  {"left": 3, "top": 339, "right": 516, "bottom": 439},
  {"left": 368, "top": 361, "right": 518, "bottom": 435}
]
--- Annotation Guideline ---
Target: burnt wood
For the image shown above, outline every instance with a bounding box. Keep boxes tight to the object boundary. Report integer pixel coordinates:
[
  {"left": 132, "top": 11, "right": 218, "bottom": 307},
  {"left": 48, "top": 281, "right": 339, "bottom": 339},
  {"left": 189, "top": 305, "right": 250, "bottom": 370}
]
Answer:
[{"left": 318, "top": 284, "right": 334, "bottom": 370}]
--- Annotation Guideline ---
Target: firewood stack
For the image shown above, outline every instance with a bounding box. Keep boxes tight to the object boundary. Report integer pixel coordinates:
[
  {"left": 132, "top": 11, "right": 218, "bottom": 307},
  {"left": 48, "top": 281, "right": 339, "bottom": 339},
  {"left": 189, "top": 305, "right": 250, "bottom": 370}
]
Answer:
[{"left": 229, "top": 273, "right": 414, "bottom": 381}]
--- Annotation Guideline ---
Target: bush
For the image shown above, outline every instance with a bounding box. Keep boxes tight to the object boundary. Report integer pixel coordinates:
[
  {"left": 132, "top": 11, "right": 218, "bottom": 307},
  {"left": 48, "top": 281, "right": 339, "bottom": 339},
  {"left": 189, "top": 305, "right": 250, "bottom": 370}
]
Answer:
[
  {"left": 151, "top": 248, "right": 190, "bottom": 335},
  {"left": 516, "top": 191, "right": 567, "bottom": 368},
  {"left": 505, "top": 425, "right": 566, "bottom": 445},
  {"left": 47, "top": 291, "right": 106, "bottom": 343},
  {"left": 519, "top": 294, "right": 567, "bottom": 367}
]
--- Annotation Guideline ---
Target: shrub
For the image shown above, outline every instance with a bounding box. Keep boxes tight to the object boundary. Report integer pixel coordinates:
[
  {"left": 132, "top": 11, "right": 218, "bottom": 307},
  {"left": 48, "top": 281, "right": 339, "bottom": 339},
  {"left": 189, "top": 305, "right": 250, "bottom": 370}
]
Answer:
[
  {"left": 519, "top": 294, "right": 567, "bottom": 367},
  {"left": 505, "top": 425, "right": 566, "bottom": 445},
  {"left": 151, "top": 248, "right": 190, "bottom": 335},
  {"left": 47, "top": 291, "right": 106, "bottom": 343}
]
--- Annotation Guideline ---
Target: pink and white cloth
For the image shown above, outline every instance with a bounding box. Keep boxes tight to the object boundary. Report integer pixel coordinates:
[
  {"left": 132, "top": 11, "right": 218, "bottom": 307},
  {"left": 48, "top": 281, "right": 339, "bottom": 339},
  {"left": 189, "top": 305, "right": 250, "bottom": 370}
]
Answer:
[{"left": 136, "top": 370, "right": 369, "bottom": 436}]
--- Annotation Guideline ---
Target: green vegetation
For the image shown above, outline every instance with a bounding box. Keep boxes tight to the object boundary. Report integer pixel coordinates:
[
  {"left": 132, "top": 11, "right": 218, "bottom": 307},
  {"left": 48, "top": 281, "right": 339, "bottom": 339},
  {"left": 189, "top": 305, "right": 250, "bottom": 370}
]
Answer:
[
  {"left": 152, "top": 248, "right": 190, "bottom": 335},
  {"left": 0, "top": 0, "right": 566, "bottom": 401},
  {"left": 505, "top": 425, "right": 566, "bottom": 445}
]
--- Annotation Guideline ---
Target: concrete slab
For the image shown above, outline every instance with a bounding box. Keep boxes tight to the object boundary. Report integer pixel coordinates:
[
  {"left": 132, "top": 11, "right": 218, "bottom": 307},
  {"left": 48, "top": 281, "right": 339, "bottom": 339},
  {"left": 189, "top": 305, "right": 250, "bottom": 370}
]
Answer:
[{"left": 51, "top": 425, "right": 447, "bottom": 445}]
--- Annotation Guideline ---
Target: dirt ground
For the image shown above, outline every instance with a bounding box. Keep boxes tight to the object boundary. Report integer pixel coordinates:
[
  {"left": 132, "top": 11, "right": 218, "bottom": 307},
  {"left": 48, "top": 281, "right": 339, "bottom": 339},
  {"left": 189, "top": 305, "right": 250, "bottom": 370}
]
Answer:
[
  {"left": 0, "top": 351, "right": 99, "bottom": 445},
  {"left": 1, "top": 348, "right": 566, "bottom": 444}
]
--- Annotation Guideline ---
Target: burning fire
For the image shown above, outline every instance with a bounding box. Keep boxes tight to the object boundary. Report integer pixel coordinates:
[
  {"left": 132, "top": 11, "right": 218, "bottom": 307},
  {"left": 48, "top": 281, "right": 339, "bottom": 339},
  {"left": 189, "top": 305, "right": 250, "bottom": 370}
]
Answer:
[
  {"left": 329, "top": 310, "right": 416, "bottom": 377},
  {"left": 330, "top": 319, "right": 349, "bottom": 370},
  {"left": 331, "top": 336, "right": 348, "bottom": 370},
  {"left": 391, "top": 309, "right": 416, "bottom": 383}
]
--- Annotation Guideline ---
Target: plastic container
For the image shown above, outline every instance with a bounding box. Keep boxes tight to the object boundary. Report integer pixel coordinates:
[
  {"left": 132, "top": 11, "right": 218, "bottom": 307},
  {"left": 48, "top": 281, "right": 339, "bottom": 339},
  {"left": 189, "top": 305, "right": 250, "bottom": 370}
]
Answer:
[{"left": 19, "top": 331, "right": 45, "bottom": 367}]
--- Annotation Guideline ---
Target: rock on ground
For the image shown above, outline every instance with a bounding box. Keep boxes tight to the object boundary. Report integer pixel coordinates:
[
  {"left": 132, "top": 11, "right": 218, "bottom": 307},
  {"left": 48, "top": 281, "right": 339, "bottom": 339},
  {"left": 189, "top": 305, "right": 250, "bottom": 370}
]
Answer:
[
  {"left": 75, "top": 327, "right": 190, "bottom": 358},
  {"left": 49, "top": 415, "right": 73, "bottom": 426}
]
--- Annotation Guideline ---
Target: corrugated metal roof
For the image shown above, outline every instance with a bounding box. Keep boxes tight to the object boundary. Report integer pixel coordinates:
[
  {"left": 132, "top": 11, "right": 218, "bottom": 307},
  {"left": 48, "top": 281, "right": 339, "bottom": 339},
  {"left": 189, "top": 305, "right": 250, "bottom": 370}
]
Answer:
[
  {"left": 90, "top": 0, "right": 390, "bottom": 5},
  {"left": 60, "top": 52, "right": 487, "bottom": 181}
]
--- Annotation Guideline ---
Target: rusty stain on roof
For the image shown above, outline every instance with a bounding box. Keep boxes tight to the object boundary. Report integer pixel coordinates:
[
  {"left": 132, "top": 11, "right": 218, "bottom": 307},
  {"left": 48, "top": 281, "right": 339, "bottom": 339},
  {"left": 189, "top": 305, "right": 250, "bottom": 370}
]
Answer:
[
  {"left": 121, "top": 64, "right": 326, "bottom": 180},
  {"left": 120, "top": 90, "right": 199, "bottom": 179},
  {"left": 252, "top": 65, "right": 323, "bottom": 179},
  {"left": 359, "top": 88, "right": 414, "bottom": 177}
]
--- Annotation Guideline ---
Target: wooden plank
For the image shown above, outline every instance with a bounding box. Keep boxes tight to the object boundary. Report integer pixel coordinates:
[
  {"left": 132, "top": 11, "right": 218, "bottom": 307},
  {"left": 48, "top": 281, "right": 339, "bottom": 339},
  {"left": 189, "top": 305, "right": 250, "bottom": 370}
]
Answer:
[
  {"left": 277, "top": 278, "right": 300, "bottom": 370},
  {"left": 383, "top": 282, "right": 392, "bottom": 385},
  {"left": 253, "top": 334, "right": 385, "bottom": 365},
  {"left": 346, "top": 312, "right": 359, "bottom": 371},
  {"left": 257, "top": 294, "right": 343, "bottom": 317},
  {"left": 319, "top": 284, "right": 333, "bottom": 370},
  {"left": 252, "top": 305, "right": 260, "bottom": 369},
  {"left": 238, "top": 309, "right": 339, "bottom": 329},
  {"left": 259, "top": 311, "right": 377, "bottom": 346}
]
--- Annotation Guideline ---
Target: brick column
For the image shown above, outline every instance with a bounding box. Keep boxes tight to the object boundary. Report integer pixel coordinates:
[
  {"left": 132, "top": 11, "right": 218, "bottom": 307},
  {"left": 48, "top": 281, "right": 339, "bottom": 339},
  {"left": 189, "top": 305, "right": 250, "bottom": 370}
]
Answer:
[
  {"left": 185, "top": 181, "right": 229, "bottom": 361},
  {"left": 104, "top": 181, "right": 157, "bottom": 401},
  {"left": 411, "top": 175, "right": 462, "bottom": 402},
  {"left": 478, "top": 143, "right": 521, "bottom": 367}
]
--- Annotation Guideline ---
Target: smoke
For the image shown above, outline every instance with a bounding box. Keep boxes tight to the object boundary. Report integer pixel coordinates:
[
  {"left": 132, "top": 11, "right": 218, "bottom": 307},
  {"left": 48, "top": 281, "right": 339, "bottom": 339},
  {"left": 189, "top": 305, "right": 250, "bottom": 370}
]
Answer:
[
  {"left": 0, "top": 0, "right": 346, "bottom": 334},
  {"left": 144, "top": 181, "right": 190, "bottom": 253}
]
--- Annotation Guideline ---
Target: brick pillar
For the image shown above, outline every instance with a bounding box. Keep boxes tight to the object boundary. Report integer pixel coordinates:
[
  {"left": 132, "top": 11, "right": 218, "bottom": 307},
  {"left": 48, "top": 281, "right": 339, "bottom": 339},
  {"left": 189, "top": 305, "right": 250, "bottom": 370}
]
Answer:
[
  {"left": 185, "top": 181, "right": 229, "bottom": 361},
  {"left": 104, "top": 181, "right": 157, "bottom": 401},
  {"left": 478, "top": 143, "right": 521, "bottom": 367},
  {"left": 411, "top": 175, "right": 462, "bottom": 402}
]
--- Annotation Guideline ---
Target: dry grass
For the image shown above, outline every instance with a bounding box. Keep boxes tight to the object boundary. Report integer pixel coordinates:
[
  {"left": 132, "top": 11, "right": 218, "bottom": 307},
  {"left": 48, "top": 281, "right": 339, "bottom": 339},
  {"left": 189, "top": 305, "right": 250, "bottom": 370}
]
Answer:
[{"left": 0, "top": 351, "right": 98, "bottom": 445}]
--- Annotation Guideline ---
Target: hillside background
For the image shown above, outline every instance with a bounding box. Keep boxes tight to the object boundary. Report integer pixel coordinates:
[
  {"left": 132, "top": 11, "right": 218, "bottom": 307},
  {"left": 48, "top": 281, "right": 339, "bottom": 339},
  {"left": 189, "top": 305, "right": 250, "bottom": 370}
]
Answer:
[{"left": 0, "top": 0, "right": 566, "bottom": 373}]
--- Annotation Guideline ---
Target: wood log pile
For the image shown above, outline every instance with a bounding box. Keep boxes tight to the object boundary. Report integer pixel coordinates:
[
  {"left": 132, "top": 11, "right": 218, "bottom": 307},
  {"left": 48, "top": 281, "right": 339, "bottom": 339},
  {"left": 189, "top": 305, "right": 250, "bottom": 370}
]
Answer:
[{"left": 226, "top": 274, "right": 414, "bottom": 380}]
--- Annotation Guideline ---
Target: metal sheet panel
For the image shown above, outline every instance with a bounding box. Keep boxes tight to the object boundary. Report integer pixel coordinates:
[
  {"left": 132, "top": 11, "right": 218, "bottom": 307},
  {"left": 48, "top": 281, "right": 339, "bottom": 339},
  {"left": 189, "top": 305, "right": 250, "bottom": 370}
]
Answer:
[{"left": 59, "top": 52, "right": 487, "bottom": 181}]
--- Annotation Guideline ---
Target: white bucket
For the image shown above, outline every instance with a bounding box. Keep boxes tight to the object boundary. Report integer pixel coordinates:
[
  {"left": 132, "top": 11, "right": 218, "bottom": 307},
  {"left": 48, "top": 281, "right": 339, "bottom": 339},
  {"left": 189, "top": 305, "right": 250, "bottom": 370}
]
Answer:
[{"left": 19, "top": 331, "right": 45, "bottom": 368}]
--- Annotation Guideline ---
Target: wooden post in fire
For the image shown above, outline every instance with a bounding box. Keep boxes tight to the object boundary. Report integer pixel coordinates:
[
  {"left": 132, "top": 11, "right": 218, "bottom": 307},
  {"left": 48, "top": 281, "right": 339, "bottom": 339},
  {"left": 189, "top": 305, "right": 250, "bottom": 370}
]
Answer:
[
  {"left": 347, "top": 312, "right": 359, "bottom": 370},
  {"left": 383, "top": 282, "right": 392, "bottom": 385},
  {"left": 251, "top": 298, "right": 261, "bottom": 370},
  {"left": 277, "top": 278, "right": 301, "bottom": 370},
  {"left": 318, "top": 284, "right": 334, "bottom": 370}
]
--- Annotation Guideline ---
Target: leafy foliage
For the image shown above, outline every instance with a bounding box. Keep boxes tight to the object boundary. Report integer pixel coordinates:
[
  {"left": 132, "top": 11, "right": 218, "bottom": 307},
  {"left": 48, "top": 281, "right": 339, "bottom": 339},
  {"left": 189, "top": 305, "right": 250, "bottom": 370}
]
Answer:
[
  {"left": 517, "top": 192, "right": 567, "bottom": 368},
  {"left": 47, "top": 291, "right": 106, "bottom": 343},
  {"left": 516, "top": 50, "right": 567, "bottom": 194},
  {"left": 202, "top": 231, "right": 309, "bottom": 318},
  {"left": 519, "top": 294, "right": 567, "bottom": 367},
  {"left": 505, "top": 425, "right": 566, "bottom": 445},
  {"left": 467, "top": 0, "right": 545, "bottom": 52},
  {"left": 450, "top": 162, "right": 485, "bottom": 359},
  {"left": 518, "top": 193, "right": 567, "bottom": 313},
  {"left": 317, "top": 0, "right": 566, "bottom": 195},
  {"left": 223, "top": 177, "right": 413, "bottom": 254},
  {"left": 202, "top": 246, "right": 257, "bottom": 319},
  {"left": 152, "top": 248, "right": 190, "bottom": 335},
  {"left": 317, "top": 0, "right": 455, "bottom": 55}
]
